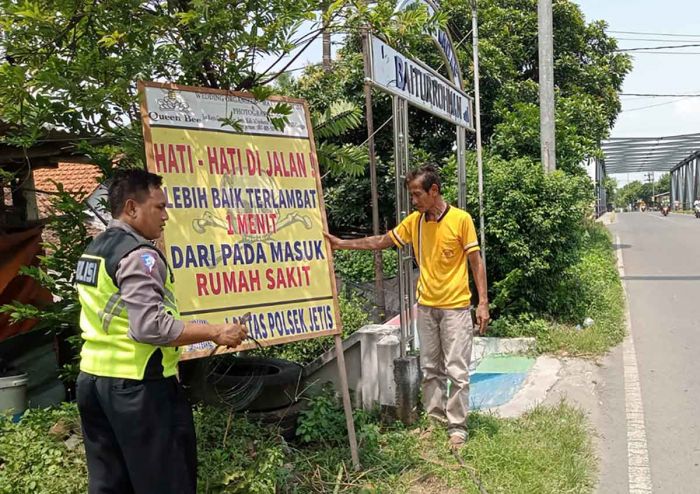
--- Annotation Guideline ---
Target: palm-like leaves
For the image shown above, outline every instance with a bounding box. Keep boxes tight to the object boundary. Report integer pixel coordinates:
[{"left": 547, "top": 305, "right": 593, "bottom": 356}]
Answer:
[{"left": 312, "top": 100, "right": 368, "bottom": 177}]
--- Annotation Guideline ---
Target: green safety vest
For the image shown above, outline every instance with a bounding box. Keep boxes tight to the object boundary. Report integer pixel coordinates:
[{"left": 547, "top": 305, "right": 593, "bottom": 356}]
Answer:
[{"left": 75, "top": 227, "right": 181, "bottom": 379}]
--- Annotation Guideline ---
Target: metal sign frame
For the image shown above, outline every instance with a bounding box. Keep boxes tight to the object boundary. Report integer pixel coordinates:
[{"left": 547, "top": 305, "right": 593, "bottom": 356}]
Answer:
[
  {"left": 363, "top": 19, "right": 476, "bottom": 355},
  {"left": 367, "top": 35, "right": 474, "bottom": 130}
]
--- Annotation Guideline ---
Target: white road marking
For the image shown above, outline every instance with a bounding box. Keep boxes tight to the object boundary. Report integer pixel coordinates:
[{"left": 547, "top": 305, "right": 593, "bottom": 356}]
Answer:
[{"left": 616, "top": 235, "right": 653, "bottom": 493}]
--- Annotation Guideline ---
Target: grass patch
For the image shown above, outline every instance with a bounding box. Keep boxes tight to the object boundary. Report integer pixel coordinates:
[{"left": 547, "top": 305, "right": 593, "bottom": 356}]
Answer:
[
  {"left": 490, "top": 222, "right": 625, "bottom": 357},
  {"left": 1, "top": 399, "right": 594, "bottom": 493}
]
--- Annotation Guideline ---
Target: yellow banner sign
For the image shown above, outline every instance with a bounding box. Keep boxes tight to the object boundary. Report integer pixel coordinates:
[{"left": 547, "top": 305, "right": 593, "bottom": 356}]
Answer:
[{"left": 139, "top": 82, "right": 341, "bottom": 359}]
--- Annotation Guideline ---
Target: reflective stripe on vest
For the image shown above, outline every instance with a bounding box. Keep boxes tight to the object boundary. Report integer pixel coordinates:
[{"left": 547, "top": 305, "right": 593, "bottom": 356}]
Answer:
[{"left": 76, "top": 229, "right": 181, "bottom": 380}]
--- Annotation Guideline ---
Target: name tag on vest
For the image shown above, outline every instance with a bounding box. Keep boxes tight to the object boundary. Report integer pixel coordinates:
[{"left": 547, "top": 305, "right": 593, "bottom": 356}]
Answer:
[{"left": 76, "top": 258, "right": 100, "bottom": 286}]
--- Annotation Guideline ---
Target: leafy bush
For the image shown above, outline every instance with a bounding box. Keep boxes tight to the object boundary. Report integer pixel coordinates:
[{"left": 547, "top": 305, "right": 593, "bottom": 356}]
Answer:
[
  {"left": 489, "top": 222, "right": 625, "bottom": 355},
  {"left": 0, "top": 404, "right": 88, "bottom": 494},
  {"left": 296, "top": 386, "right": 381, "bottom": 455},
  {"left": 332, "top": 249, "right": 398, "bottom": 283},
  {"left": 443, "top": 153, "right": 593, "bottom": 319},
  {"left": 194, "top": 407, "right": 290, "bottom": 493},
  {"left": 254, "top": 291, "right": 370, "bottom": 365},
  {"left": 0, "top": 404, "right": 290, "bottom": 494}
]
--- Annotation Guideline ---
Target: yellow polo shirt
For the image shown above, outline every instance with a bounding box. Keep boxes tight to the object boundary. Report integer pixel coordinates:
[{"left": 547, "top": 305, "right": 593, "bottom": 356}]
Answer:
[{"left": 388, "top": 205, "right": 480, "bottom": 308}]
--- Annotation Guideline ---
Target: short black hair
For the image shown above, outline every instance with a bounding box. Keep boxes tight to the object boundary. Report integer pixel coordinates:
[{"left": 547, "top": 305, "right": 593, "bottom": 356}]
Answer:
[
  {"left": 108, "top": 169, "right": 163, "bottom": 216},
  {"left": 405, "top": 164, "right": 441, "bottom": 193}
]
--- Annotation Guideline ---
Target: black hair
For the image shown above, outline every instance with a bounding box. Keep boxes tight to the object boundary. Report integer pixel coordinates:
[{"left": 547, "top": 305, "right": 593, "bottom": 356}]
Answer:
[
  {"left": 108, "top": 169, "right": 163, "bottom": 216},
  {"left": 405, "top": 164, "right": 441, "bottom": 193}
]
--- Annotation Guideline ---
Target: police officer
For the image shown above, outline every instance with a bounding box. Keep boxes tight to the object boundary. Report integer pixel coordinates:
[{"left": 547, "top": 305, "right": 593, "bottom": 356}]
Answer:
[{"left": 75, "top": 169, "right": 246, "bottom": 493}]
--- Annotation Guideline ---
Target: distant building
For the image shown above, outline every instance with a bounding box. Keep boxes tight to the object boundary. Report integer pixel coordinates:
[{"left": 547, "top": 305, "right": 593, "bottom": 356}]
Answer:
[{"left": 32, "top": 162, "right": 110, "bottom": 239}]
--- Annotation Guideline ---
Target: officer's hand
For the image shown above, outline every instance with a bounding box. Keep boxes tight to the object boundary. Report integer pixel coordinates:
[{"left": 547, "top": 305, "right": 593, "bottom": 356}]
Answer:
[{"left": 213, "top": 323, "right": 248, "bottom": 348}]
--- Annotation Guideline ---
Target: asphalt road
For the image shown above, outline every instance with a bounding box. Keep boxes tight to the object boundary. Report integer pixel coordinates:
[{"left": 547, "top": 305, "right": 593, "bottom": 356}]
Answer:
[{"left": 600, "top": 211, "right": 700, "bottom": 493}]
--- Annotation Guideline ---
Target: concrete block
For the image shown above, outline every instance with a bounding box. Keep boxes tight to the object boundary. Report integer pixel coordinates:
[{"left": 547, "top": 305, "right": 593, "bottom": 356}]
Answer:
[
  {"left": 377, "top": 334, "right": 400, "bottom": 407},
  {"left": 357, "top": 325, "right": 399, "bottom": 410},
  {"left": 301, "top": 332, "right": 363, "bottom": 406},
  {"left": 302, "top": 323, "right": 399, "bottom": 408}
]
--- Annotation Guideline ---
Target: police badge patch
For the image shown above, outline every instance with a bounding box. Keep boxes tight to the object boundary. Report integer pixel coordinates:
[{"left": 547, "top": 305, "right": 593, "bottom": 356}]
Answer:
[{"left": 140, "top": 253, "right": 157, "bottom": 275}]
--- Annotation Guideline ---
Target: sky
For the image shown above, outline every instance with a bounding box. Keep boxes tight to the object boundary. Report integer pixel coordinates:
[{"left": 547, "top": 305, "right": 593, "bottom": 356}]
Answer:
[
  {"left": 257, "top": 1, "right": 700, "bottom": 187},
  {"left": 576, "top": 0, "right": 700, "bottom": 185}
]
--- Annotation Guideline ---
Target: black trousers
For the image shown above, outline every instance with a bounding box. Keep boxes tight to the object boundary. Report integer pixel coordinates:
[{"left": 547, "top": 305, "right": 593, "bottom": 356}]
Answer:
[{"left": 76, "top": 372, "right": 197, "bottom": 494}]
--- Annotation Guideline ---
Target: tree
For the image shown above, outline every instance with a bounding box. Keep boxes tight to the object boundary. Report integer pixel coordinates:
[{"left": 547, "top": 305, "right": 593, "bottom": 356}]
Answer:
[
  {"left": 442, "top": 0, "right": 632, "bottom": 172},
  {"left": 0, "top": 0, "right": 341, "bottom": 385},
  {"left": 285, "top": 0, "right": 632, "bottom": 234},
  {"left": 615, "top": 180, "right": 644, "bottom": 209},
  {"left": 0, "top": 0, "right": 441, "bottom": 381},
  {"left": 602, "top": 175, "right": 617, "bottom": 208},
  {"left": 0, "top": 0, "right": 323, "bottom": 152},
  {"left": 656, "top": 173, "right": 671, "bottom": 195}
]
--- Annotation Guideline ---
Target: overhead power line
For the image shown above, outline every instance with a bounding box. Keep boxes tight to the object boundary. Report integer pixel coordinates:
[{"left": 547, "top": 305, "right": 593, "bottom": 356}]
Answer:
[
  {"left": 609, "top": 30, "right": 700, "bottom": 38},
  {"left": 620, "top": 93, "right": 700, "bottom": 97},
  {"left": 616, "top": 36, "right": 700, "bottom": 43},
  {"left": 622, "top": 99, "right": 689, "bottom": 112},
  {"left": 624, "top": 51, "right": 700, "bottom": 55},
  {"left": 616, "top": 43, "right": 700, "bottom": 52}
]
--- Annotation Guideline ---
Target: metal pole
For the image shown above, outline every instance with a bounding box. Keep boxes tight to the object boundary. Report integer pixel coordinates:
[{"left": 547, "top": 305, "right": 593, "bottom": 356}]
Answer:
[
  {"left": 670, "top": 170, "right": 675, "bottom": 208},
  {"left": 471, "top": 1, "right": 487, "bottom": 270},
  {"left": 362, "top": 30, "right": 387, "bottom": 323},
  {"left": 393, "top": 96, "right": 412, "bottom": 357},
  {"left": 538, "top": 0, "right": 556, "bottom": 173}
]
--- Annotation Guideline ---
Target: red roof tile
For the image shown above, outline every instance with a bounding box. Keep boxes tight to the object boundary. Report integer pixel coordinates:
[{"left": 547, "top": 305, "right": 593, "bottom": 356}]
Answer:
[{"left": 32, "top": 163, "right": 102, "bottom": 218}]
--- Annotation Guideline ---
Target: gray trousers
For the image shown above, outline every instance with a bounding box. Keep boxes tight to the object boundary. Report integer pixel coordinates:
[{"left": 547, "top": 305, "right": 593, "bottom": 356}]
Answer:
[{"left": 417, "top": 304, "right": 473, "bottom": 438}]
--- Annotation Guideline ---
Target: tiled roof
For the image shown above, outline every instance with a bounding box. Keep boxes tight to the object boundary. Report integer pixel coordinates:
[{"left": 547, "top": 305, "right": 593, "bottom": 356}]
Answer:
[{"left": 32, "top": 163, "right": 102, "bottom": 218}]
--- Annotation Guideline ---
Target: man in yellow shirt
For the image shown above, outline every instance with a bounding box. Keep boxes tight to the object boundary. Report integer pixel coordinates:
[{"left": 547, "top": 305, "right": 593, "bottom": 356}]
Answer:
[{"left": 325, "top": 164, "right": 489, "bottom": 450}]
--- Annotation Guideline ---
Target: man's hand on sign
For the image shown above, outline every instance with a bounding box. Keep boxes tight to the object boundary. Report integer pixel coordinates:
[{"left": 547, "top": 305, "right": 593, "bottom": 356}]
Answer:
[
  {"left": 213, "top": 322, "right": 248, "bottom": 349},
  {"left": 323, "top": 231, "right": 342, "bottom": 250}
]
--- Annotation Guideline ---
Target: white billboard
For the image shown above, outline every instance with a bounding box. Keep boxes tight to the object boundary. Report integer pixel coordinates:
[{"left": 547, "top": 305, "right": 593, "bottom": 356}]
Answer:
[{"left": 368, "top": 35, "right": 473, "bottom": 129}]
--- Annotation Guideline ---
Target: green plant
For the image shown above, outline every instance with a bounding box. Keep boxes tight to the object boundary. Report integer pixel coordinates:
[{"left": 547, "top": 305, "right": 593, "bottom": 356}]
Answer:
[
  {"left": 488, "top": 223, "right": 625, "bottom": 356},
  {"left": 333, "top": 249, "right": 398, "bottom": 283},
  {"left": 296, "top": 387, "right": 349, "bottom": 446},
  {"left": 441, "top": 153, "right": 594, "bottom": 319},
  {"left": 0, "top": 404, "right": 88, "bottom": 494},
  {"left": 296, "top": 386, "right": 381, "bottom": 454},
  {"left": 312, "top": 100, "right": 368, "bottom": 178},
  {"left": 194, "top": 407, "right": 291, "bottom": 493},
  {"left": 1, "top": 399, "right": 597, "bottom": 493}
]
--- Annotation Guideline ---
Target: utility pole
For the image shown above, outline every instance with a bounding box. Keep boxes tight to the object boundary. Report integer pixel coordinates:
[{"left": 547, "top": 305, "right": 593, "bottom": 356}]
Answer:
[
  {"left": 538, "top": 0, "right": 556, "bottom": 173},
  {"left": 471, "top": 0, "right": 487, "bottom": 273},
  {"left": 646, "top": 171, "right": 655, "bottom": 202}
]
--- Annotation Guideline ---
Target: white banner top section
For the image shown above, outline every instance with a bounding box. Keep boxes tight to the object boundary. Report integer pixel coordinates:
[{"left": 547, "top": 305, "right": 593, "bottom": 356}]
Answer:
[
  {"left": 368, "top": 35, "right": 473, "bottom": 130},
  {"left": 143, "top": 86, "right": 309, "bottom": 138}
]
